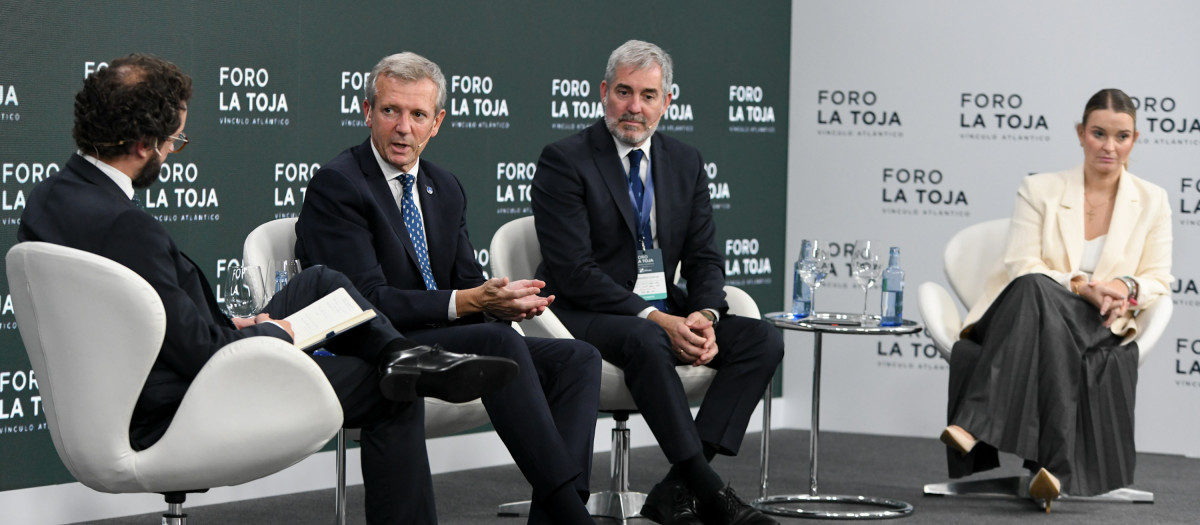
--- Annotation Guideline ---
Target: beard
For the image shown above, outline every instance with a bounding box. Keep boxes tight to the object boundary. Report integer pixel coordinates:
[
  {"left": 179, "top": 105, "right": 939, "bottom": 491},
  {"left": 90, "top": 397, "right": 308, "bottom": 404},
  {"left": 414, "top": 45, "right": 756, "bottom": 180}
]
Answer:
[
  {"left": 605, "top": 111, "right": 655, "bottom": 147},
  {"left": 133, "top": 153, "right": 163, "bottom": 189}
]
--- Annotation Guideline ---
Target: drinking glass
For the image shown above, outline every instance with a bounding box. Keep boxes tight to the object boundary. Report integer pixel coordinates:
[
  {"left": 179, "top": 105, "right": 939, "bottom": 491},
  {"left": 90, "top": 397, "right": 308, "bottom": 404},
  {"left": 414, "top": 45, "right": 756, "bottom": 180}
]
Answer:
[
  {"left": 796, "top": 240, "right": 831, "bottom": 314},
  {"left": 220, "top": 265, "right": 267, "bottom": 319},
  {"left": 851, "top": 239, "right": 883, "bottom": 325},
  {"left": 269, "top": 259, "right": 303, "bottom": 298}
]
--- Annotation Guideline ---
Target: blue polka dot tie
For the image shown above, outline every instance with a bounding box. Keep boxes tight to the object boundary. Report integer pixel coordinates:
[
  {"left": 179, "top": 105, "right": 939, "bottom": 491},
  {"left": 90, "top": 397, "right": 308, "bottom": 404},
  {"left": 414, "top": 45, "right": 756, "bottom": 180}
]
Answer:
[{"left": 401, "top": 174, "right": 437, "bottom": 290}]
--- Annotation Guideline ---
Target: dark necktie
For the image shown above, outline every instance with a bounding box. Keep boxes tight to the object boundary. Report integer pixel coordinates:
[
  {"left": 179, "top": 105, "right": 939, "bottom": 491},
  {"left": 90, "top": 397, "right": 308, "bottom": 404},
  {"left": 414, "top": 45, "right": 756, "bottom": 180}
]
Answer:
[
  {"left": 627, "top": 149, "right": 653, "bottom": 250},
  {"left": 628, "top": 149, "right": 666, "bottom": 311},
  {"left": 400, "top": 174, "right": 437, "bottom": 290}
]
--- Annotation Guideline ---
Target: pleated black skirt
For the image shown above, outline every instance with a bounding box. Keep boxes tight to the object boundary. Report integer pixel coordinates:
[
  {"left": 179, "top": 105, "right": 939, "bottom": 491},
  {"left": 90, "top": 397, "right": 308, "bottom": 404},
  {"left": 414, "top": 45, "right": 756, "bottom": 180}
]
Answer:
[{"left": 946, "top": 273, "right": 1139, "bottom": 496}]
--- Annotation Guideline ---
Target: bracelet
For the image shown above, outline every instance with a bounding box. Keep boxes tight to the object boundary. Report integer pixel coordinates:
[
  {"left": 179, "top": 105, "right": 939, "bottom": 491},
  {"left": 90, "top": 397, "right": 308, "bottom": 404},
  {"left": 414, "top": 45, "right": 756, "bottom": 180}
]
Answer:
[{"left": 1117, "top": 276, "right": 1139, "bottom": 306}]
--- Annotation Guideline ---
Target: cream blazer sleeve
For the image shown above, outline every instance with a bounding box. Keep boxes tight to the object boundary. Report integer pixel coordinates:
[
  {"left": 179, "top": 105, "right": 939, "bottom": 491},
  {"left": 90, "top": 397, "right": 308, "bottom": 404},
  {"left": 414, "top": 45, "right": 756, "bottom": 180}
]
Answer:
[{"left": 962, "top": 165, "right": 1173, "bottom": 337}]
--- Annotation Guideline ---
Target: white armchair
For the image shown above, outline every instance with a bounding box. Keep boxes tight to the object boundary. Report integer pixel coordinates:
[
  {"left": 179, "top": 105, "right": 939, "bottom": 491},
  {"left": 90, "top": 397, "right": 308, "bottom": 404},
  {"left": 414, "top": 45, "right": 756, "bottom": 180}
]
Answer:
[
  {"left": 7, "top": 242, "right": 343, "bottom": 524},
  {"left": 243, "top": 218, "right": 490, "bottom": 525},
  {"left": 918, "top": 218, "right": 1168, "bottom": 502}
]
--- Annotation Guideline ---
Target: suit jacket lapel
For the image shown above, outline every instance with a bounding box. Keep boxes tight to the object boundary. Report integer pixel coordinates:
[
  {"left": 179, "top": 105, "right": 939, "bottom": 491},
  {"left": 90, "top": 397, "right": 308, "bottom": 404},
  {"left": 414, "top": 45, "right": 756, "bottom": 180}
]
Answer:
[
  {"left": 588, "top": 123, "right": 639, "bottom": 240},
  {"left": 1095, "top": 169, "right": 1141, "bottom": 278},
  {"left": 1056, "top": 167, "right": 1085, "bottom": 271},
  {"left": 648, "top": 136, "right": 673, "bottom": 253},
  {"left": 355, "top": 142, "right": 420, "bottom": 264},
  {"left": 416, "top": 163, "right": 446, "bottom": 284}
]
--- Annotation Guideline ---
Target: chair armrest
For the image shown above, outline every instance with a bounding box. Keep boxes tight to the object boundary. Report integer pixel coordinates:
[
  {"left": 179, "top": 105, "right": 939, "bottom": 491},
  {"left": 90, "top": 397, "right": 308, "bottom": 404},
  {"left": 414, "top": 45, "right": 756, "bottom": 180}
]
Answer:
[
  {"left": 424, "top": 398, "right": 490, "bottom": 438},
  {"left": 133, "top": 336, "right": 343, "bottom": 492},
  {"left": 723, "top": 285, "right": 761, "bottom": 318},
  {"left": 918, "top": 282, "right": 962, "bottom": 360},
  {"left": 518, "top": 308, "right": 575, "bottom": 339},
  {"left": 1128, "top": 296, "right": 1173, "bottom": 367}
]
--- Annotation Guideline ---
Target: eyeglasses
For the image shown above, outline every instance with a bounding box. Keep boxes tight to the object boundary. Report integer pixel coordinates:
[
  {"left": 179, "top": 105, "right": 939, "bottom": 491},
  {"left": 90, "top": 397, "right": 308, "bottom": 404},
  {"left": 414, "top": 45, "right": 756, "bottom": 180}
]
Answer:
[
  {"left": 167, "top": 133, "right": 189, "bottom": 153},
  {"left": 92, "top": 132, "right": 190, "bottom": 154}
]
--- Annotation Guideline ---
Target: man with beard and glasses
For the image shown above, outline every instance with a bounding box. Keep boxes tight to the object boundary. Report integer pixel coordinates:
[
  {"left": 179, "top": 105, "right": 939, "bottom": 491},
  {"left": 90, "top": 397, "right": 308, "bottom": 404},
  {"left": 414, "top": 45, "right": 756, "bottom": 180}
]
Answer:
[
  {"left": 531, "top": 40, "right": 784, "bottom": 525},
  {"left": 18, "top": 53, "right": 519, "bottom": 525}
]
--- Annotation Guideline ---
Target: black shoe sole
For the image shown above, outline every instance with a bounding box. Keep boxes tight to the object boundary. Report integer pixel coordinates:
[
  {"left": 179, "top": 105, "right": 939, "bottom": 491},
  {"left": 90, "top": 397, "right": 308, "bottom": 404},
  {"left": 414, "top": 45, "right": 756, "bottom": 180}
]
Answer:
[
  {"left": 639, "top": 505, "right": 665, "bottom": 524},
  {"left": 378, "top": 367, "right": 421, "bottom": 403},
  {"left": 381, "top": 356, "right": 519, "bottom": 403}
]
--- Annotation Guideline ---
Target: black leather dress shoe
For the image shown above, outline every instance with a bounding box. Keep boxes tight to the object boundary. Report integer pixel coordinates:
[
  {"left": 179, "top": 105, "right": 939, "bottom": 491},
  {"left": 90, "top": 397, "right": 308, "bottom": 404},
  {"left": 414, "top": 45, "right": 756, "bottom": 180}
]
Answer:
[
  {"left": 640, "top": 479, "right": 703, "bottom": 525},
  {"left": 377, "top": 340, "right": 518, "bottom": 403},
  {"left": 696, "top": 485, "right": 776, "bottom": 525}
]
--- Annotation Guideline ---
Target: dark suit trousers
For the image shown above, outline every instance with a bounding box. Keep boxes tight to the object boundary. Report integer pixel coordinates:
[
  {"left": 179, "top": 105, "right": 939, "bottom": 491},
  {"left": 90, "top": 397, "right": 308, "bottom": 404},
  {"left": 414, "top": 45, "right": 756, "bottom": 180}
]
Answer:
[
  {"left": 403, "top": 323, "right": 600, "bottom": 522},
  {"left": 554, "top": 308, "right": 783, "bottom": 464},
  {"left": 262, "top": 266, "right": 433, "bottom": 525}
]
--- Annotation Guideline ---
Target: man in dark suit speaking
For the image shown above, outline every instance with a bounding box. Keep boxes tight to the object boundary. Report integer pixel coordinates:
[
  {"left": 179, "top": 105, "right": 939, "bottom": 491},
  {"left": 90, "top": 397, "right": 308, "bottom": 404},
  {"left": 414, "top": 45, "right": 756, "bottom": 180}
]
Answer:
[
  {"left": 18, "top": 53, "right": 517, "bottom": 525},
  {"left": 295, "top": 52, "right": 600, "bottom": 525},
  {"left": 532, "top": 40, "right": 784, "bottom": 525}
]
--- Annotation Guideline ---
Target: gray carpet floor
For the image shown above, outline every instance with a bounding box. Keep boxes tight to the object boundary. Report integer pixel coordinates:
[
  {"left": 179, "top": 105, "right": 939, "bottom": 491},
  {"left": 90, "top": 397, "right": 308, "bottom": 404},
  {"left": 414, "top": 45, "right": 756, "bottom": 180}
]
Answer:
[{"left": 80, "top": 429, "right": 1199, "bottom": 524}]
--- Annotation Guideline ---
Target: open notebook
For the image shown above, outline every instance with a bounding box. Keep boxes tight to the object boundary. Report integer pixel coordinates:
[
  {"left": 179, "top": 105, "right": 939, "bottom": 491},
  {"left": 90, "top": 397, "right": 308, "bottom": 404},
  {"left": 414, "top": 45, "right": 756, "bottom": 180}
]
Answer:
[{"left": 285, "top": 288, "right": 377, "bottom": 351}]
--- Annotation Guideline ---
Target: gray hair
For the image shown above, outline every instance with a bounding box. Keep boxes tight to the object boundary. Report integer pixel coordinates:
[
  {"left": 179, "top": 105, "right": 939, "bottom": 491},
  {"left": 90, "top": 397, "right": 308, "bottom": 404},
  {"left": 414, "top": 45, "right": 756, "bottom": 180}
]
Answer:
[
  {"left": 365, "top": 52, "right": 447, "bottom": 112},
  {"left": 604, "top": 40, "right": 673, "bottom": 95}
]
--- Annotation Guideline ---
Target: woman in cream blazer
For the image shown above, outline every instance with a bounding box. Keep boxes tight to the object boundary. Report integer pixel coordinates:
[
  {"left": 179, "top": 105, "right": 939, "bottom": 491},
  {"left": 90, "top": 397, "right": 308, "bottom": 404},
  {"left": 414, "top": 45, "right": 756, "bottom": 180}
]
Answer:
[{"left": 940, "top": 89, "right": 1173, "bottom": 511}]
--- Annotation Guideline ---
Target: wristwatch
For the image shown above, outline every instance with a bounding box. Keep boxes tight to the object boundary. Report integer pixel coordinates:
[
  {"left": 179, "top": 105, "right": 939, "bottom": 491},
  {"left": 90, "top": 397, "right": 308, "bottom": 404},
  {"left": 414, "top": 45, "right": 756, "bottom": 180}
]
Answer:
[{"left": 699, "top": 309, "right": 719, "bottom": 326}]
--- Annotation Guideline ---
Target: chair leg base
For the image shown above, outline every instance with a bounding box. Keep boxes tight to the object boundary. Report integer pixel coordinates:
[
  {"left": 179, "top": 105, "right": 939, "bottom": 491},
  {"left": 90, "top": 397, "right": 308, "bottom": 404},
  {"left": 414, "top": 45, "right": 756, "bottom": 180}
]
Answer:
[
  {"left": 162, "top": 493, "right": 188, "bottom": 525},
  {"left": 496, "top": 490, "right": 648, "bottom": 521},
  {"left": 923, "top": 475, "right": 1154, "bottom": 504},
  {"left": 496, "top": 500, "right": 530, "bottom": 517},
  {"left": 588, "top": 489, "right": 647, "bottom": 521},
  {"left": 923, "top": 475, "right": 1030, "bottom": 499}
]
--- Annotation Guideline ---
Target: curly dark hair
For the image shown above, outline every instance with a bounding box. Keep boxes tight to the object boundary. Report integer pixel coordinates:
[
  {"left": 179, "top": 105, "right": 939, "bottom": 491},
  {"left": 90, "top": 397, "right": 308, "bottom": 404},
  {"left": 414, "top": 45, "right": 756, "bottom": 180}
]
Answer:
[{"left": 73, "top": 54, "right": 193, "bottom": 158}]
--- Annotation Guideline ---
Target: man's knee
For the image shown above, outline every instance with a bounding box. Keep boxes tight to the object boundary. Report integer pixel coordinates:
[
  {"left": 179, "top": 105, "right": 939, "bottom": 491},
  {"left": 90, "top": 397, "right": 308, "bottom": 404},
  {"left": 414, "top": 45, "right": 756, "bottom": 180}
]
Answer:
[
  {"left": 745, "top": 319, "right": 785, "bottom": 364},
  {"left": 564, "top": 339, "right": 602, "bottom": 371},
  {"left": 721, "top": 318, "right": 784, "bottom": 367},
  {"left": 470, "top": 323, "right": 527, "bottom": 358},
  {"left": 294, "top": 264, "right": 348, "bottom": 291},
  {"left": 613, "top": 321, "right": 673, "bottom": 368}
]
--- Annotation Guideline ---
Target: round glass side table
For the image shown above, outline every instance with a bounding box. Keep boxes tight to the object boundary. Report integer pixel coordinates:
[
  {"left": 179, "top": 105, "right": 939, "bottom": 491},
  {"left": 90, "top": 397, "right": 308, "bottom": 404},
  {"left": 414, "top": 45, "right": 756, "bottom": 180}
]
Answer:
[{"left": 756, "top": 312, "right": 922, "bottom": 519}]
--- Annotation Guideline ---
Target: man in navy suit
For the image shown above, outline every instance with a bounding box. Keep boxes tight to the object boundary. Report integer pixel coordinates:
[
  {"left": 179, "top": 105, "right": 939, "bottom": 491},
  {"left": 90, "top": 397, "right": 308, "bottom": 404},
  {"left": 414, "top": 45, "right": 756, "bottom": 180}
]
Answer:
[
  {"left": 295, "top": 52, "right": 601, "bottom": 525},
  {"left": 19, "top": 53, "right": 517, "bottom": 525},
  {"left": 532, "top": 40, "right": 784, "bottom": 525}
]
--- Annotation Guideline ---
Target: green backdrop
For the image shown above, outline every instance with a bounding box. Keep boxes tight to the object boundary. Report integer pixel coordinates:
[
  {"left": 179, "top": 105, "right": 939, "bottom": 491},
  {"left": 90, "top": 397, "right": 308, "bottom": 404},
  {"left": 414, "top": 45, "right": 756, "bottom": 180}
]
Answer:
[{"left": 0, "top": 0, "right": 790, "bottom": 491}]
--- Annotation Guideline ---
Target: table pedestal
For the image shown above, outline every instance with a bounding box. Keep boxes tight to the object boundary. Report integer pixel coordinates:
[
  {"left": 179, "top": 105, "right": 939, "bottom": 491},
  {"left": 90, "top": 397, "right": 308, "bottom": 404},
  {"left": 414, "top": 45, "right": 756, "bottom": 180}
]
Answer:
[{"left": 754, "top": 314, "right": 919, "bottom": 519}]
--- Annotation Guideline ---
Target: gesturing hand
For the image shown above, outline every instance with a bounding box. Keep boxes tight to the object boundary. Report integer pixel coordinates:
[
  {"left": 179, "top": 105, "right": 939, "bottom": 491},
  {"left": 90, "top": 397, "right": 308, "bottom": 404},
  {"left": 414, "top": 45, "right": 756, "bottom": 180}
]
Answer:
[{"left": 464, "top": 277, "right": 554, "bottom": 321}]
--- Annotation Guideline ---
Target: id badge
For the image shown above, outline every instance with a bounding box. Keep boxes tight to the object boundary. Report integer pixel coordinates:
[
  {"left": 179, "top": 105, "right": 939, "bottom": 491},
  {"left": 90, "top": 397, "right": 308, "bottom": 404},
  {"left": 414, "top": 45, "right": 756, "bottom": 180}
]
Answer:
[{"left": 633, "top": 248, "right": 668, "bottom": 301}]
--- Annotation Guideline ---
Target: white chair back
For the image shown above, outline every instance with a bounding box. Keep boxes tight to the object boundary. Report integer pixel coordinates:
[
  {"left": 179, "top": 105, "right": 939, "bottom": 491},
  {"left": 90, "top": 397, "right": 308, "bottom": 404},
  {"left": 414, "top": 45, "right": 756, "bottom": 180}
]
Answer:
[
  {"left": 243, "top": 217, "right": 299, "bottom": 269},
  {"left": 942, "top": 218, "right": 1010, "bottom": 308},
  {"left": 7, "top": 242, "right": 165, "bottom": 492},
  {"left": 490, "top": 216, "right": 573, "bottom": 339}
]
